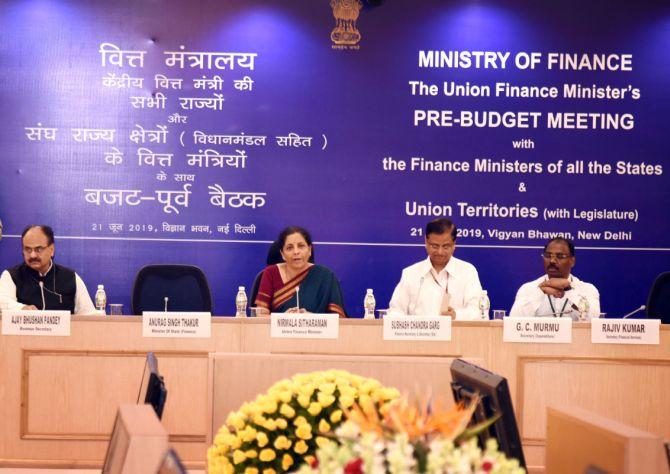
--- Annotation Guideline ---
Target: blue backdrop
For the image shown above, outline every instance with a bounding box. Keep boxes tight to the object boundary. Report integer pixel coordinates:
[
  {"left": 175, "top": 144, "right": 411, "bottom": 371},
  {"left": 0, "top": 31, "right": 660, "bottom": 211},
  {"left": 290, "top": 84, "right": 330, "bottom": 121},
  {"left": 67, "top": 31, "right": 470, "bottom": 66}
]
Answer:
[{"left": 1, "top": 0, "right": 669, "bottom": 316}]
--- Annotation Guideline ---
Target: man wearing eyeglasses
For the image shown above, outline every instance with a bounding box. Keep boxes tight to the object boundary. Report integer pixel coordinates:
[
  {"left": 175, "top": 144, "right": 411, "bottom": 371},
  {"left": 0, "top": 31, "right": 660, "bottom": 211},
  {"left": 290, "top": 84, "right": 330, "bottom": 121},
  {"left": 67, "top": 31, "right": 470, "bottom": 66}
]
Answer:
[
  {"left": 0, "top": 225, "right": 96, "bottom": 314},
  {"left": 509, "top": 237, "right": 600, "bottom": 319},
  {"left": 389, "top": 218, "right": 483, "bottom": 319}
]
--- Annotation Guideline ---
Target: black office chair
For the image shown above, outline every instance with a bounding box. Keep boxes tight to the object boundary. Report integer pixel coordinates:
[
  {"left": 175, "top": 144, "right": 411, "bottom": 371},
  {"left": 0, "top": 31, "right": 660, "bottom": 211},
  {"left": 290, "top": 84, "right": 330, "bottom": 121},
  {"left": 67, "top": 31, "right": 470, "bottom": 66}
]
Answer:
[
  {"left": 646, "top": 271, "right": 670, "bottom": 324},
  {"left": 249, "top": 269, "right": 265, "bottom": 308},
  {"left": 131, "top": 264, "right": 213, "bottom": 315}
]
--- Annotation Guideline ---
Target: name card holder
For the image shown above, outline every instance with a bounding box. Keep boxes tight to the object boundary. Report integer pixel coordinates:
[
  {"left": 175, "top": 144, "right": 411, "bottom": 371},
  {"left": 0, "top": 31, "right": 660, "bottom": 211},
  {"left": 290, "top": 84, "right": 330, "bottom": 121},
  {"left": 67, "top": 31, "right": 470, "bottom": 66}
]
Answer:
[
  {"left": 503, "top": 316, "right": 572, "bottom": 343},
  {"left": 591, "top": 318, "right": 660, "bottom": 345},
  {"left": 2, "top": 310, "right": 71, "bottom": 336},
  {"left": 383, "top": 315, "right": 451, "bottom": 341},
  {"left": 142, "top": 312, "right": 211, "bottom": 338},
  {"left": 270, "top": 313, "right": 339, "bottom": 339}
]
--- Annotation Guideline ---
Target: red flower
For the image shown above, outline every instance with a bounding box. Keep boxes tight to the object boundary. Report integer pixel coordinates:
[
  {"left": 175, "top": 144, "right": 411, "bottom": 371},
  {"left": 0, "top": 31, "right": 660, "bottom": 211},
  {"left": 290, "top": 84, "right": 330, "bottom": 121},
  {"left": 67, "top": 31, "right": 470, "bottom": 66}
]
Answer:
[
  {"left": 310, "top": 457, "right": 319, "bottom": 469},
  {"left": 344, "top": 458, "right": 364, "bottom": 474},
  {"left": 482, "top": 460, "right": 494, "bottom": 472}
]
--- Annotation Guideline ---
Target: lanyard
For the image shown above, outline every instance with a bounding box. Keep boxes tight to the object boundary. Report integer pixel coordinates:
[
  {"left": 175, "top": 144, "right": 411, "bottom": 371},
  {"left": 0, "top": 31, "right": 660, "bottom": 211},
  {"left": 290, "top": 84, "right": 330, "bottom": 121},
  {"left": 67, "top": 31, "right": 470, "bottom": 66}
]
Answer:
[
  {"left": 429, "top": 270, "right": 448, "bottom": 293},
  {"left": 548, "top": 295, "right": 570, "bottom": 317}
]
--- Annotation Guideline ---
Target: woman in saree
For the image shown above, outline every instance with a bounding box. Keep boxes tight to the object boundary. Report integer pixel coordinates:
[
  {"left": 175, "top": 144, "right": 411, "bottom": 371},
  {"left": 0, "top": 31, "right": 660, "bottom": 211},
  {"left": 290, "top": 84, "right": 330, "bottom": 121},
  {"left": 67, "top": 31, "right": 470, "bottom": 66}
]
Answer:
[{"left": 254, "top": 226, "right": 346, "bottom": 317}]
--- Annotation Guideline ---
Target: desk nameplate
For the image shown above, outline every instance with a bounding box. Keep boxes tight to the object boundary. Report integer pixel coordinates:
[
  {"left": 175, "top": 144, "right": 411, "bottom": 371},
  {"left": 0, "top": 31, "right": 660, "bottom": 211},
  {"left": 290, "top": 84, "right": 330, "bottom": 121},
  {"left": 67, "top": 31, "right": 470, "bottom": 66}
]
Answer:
[
  {"left": 383, "top": 315, "right": 451, "bottom": 341},
  {"left": 270, "top": 313, "right": 339, "bottom": 339},
  {"left": 2, "top": 310, "right": 71, "bottom": 336},
  {"left": 591, "top": 318, "right": 660, "bottom": 345},
  {"left": 503, "top": 316, "right": 572, "bottom": 343},
  {"left": 142, "top": 311, "right": 211, "bottom": 338}
]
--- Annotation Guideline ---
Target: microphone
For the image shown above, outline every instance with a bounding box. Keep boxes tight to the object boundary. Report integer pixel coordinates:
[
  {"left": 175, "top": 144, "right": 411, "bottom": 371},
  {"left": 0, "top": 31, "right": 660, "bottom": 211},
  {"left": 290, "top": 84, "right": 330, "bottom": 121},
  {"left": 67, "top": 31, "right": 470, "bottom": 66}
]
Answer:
[
  {"left": 622, "top": 305, "right": 646, "bottom": 319},
  {"left": 164, "top": 297, "right": 169, "bottom": 312},
  {"left": 410, "top": 276, "right": 425, "bottom": 315},
  {"left": 41, "top": 284, "right": 63, "bottom": 303},
  {"left": 296, "top": 286, "right": 300, "bottom": 311},
  {"left": 38, "top": 281, "right": 46, "bottom": 310}
]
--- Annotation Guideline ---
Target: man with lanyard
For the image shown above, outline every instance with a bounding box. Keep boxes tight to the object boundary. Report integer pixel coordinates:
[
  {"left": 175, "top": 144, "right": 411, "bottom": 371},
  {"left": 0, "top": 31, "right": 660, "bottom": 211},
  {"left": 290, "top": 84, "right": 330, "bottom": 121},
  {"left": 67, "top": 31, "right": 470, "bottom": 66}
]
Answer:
[
  {"left": 509, "top": 237, "right": 600, "bottom": 320},
  {"left": 389, "top": 218, "right": 484, "bottom": 319},
  {"left": 0, "top": 225, "right": 96, "bottom": 314}
]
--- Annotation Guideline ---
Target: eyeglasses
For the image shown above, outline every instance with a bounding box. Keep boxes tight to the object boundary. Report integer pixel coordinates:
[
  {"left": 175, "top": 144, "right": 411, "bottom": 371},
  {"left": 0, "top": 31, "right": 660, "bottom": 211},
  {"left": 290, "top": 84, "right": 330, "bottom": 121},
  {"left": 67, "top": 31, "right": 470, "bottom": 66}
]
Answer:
[
  {"left": 541, "top": 252, "right": 570, "bottom": 261},
  {"left": 427, "top": 243, "right": 453, "bottom": 251},
  {"left": 23, "top": 246, "right": 49, "bottom": 255}
]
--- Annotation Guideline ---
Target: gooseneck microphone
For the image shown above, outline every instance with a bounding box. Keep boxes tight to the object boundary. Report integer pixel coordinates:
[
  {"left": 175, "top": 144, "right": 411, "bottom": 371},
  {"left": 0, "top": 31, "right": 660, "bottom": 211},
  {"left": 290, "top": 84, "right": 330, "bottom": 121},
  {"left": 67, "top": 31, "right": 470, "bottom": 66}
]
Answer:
[
  {"left": 622, "top": 305, "right": 646, "bottom": 319},
  {"left": 38, "top": 281, "right": 46, "bottom": 310},
  {"left": 410, "top": 276, "right": 425, "bottom": 315}
]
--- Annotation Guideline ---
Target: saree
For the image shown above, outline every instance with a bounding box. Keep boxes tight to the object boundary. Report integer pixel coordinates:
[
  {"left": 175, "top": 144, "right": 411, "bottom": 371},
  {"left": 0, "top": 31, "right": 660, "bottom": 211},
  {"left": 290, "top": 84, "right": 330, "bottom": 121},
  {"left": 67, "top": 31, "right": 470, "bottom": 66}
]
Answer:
[{"left": 254, "top": 264, "right": 346, "bottom": 317}]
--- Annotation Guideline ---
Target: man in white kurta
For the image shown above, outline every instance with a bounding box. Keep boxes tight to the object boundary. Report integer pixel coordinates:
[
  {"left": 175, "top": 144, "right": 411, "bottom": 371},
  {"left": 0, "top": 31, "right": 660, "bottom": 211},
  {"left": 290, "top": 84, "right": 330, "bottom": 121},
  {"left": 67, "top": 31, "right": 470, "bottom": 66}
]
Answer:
[
  {"left": 509, "top": 238, "right": 600, "bottom": 320},
  {"left": 389, "top": 218, "right": 484, "bottom": 320}
]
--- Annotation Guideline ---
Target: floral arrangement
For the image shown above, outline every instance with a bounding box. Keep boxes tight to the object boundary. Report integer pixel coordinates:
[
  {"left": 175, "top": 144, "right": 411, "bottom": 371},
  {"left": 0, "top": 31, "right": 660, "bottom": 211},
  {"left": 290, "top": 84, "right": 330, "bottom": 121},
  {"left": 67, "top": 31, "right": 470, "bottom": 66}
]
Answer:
[
  {"left": 293, "top": 395, "right": 526, "bottom": 474},
  {"left": 207, "top": 370, "right": 400, "bottom": 474}
]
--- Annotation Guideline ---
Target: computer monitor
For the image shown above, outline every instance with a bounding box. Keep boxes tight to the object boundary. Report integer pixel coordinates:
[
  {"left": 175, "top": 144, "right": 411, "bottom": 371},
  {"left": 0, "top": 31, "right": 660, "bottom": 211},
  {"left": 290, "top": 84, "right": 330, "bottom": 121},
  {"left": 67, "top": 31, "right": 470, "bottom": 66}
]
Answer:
[
  {"left": 137, "top": 352, "right": 167, "bottom": 420},
  {"left": 450, "top": 358, "right": 526, "bottom": 469}
]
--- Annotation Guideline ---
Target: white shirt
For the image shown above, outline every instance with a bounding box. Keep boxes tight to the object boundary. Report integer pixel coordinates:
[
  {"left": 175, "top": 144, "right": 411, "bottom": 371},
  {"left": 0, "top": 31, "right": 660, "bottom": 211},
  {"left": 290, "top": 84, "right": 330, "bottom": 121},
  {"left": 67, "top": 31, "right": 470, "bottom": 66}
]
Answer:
[
  {"left": 389, "top": 256, "right": 484, "bottom": 320},
  {"left": 509, "top": 274, "right": 600, "bottom": 320},
  {"left": 0, "top": 267, "right": 96, "bottom": 315}
]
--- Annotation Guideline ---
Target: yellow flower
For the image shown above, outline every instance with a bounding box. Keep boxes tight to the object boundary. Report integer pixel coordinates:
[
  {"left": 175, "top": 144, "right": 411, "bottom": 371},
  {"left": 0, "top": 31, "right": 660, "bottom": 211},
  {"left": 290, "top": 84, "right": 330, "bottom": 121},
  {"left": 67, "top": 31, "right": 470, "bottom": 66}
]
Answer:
[
  {"left": 339, "top": 394, "right": 355, "bottom": 408},
  {"left": 245, "top": 449, "right": 258, "bottom": 459},
  {"left": 294, "top": 440, "right": 309, "bottom": 454},
  {"left": 263, "top": 469, "right": 276, "bottom": 474},
  {"left": 318, "top": 418, "right": 331, "bottom": 433},
  {"left": 232, "top": 449, "right": 246, "bottom": 465},
  {"left": 293, "top": 416, "right": 308, "bottom": 426},
  {"left": 318, "top": 382, "right": 336, "bottom": 395},
  {"left": 379, "top": 386, "right": 400, "bottom": 400},
  {"left": 223, "top": 465, "right": 234, "bottom": 474},
  {"left": 280, "top": 403, "right": 295, "bottom": 418},
  {"left": 298, "top": 384, "right": 315, "bottom": 397},
  {"left": 297, "top": 394, "right": 311, "bottom": 408},
  {"left": 256, "top": 431, "right": 269, "bottom": 447},
  {"left": 282, "top": 453, "right": 294, "bottom": 471},
  {"left": 273, "top": 435, "right": 292, "bottom": 450},
  {"left": 304, "top": 455, "right": 316, "bottom": 466},
  {"left": 361, "top": 379, "right": 381, "bottom": 394},
  {"left": 339, "top": 385, "right": 357, "bottom": 398},
  {"left": 275, "top": 418, "right": 288, "bottom": 429},
  {"left": 259, "top": 448, "right": 276, "bottom": 462},
  {"left": 214, "top": 425, "right": 230, "bottom": 439},
  {"left": 307, "top": 402, "right": 323, "bottom": 416},
  {"left": 262, "top": 418, "right": 277, "bottom": 431},
  {"left": 358, "top": 393, "right": 372, "bottom": 408},
  {"left": 240, "top": 402, "right": 254, "bottom": 416},
  {"left": 240, "top": 426, "right": 257, "bottom": 443},
  {"left": 260, "top": 396, "right": 278, "bottom": 414},
  {"left": 295, "top": 423, "right": 313, "bottom": 440},
  {"left": 253, "top": 414, "right": 267, "bottom": 426},
  {"left": 315, "top": 436, "right": 331, "bottom": 448},
  {"left": 330, "top": 410, "right": 343, "bottom": 423},
  {"left": 317, "top": 392, "right": 336, "bottom": 407},
  {"left": 226, "top": 411, "right": 246, "bottom": 431},
  {"left": 223, "top": 433, "right": 242, "bottom": 449},
  {"left": 244, "top": 468, "right": 258, "bottom": 474},
  {"left": 277, "top": 390, "right": 293, "bottom": 403}
]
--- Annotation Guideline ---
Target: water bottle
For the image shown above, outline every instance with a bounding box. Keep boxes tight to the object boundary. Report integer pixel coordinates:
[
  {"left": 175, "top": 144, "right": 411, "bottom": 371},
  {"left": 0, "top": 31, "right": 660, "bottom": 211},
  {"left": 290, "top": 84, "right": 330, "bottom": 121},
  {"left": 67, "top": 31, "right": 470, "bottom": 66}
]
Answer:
[
  {"left": 95, "top": 284, "right": 107, "bottom": 314},
  {"left": 478, "top": 290, "right": 490, "bottom": 320},
  {"left": 363, "top": 289, "right": 376, "bottom": 319},
  {"left": 235, "top": 286, "right": 248, "bottom": 317}
]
